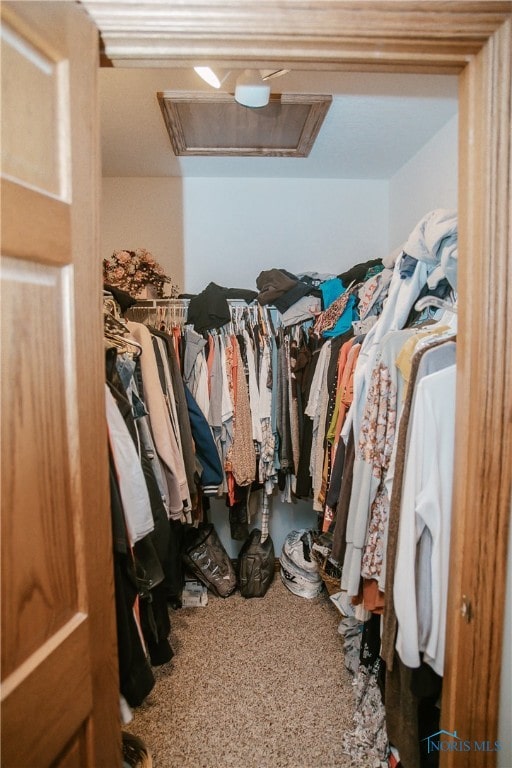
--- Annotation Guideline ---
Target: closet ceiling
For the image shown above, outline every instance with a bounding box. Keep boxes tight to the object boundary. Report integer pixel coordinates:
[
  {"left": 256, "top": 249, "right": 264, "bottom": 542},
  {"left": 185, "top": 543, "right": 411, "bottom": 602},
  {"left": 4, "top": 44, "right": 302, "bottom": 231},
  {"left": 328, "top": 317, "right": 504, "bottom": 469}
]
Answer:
[{"left": 100, "top": 68, "right": 458, "bottom": 179}]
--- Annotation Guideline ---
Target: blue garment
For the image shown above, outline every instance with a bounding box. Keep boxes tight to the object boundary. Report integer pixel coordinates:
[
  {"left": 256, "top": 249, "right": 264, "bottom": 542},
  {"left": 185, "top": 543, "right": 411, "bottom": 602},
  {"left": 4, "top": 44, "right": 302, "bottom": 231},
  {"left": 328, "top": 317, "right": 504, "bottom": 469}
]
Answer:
[
  {"left": 116, "top": 354, "right": 147, "bottom": 418},
  {"left": 400, "top": 253, "right": 418, "bottom": 280},
  {"left": 320, "top": 277, "right": 345, "bottom": 309},
  {"left": 184, "top": 386, "right": 223, "bottom": 495},
  {"left": 323, "top": 294, "right": 357, "bottom": 338},
  {"left": 319, "top": 277, "right": 357, "bottom": 338}
]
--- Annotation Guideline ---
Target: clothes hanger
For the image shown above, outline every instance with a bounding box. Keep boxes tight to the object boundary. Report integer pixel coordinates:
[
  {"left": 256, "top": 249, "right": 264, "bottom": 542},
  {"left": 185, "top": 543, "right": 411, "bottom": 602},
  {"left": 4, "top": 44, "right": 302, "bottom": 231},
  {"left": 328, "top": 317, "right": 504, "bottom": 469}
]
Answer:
[
  {"left": 103, "top": 309, "right": 143, "bottom": 356},
  {"left": 103, "top": 294, "right": 123, "bottom": 322},
  {"left": 414, "top": 295, "right": 458, "bottom": 314},
  {"left": 104, "top": 331, "right": 143, "bottom": 357},
  {"left": 414, "top": 293, "right": 458, "bottom": 332}
]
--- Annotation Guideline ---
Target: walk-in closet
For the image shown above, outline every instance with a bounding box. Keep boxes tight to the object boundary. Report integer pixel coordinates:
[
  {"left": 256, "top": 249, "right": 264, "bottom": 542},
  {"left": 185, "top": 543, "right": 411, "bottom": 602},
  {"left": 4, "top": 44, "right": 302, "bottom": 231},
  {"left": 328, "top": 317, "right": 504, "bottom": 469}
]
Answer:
[{"left": 1, "top": 3, "right": 510, "bottom": 768}]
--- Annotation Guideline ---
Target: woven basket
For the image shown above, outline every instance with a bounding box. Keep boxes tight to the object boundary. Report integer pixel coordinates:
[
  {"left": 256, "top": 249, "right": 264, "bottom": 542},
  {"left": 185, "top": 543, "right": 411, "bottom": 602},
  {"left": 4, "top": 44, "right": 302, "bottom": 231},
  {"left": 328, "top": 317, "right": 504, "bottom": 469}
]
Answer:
[
  {"left": 122, "top": 732, "right": 152, "bottom": 768},
  {"left": 311, "top": 540, "right": 342, "bottom": 596}
]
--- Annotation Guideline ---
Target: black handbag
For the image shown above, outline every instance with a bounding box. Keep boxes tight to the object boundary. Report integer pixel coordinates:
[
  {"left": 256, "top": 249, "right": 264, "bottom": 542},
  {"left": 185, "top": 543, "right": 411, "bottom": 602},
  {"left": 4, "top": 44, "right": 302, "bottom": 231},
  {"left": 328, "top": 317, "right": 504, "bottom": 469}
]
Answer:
[
  {"left": 182, "top": 523, "right": 237, "bottom": 598},
  {"left": 237, "top": 528, "right": 275, "bottom": 598}
]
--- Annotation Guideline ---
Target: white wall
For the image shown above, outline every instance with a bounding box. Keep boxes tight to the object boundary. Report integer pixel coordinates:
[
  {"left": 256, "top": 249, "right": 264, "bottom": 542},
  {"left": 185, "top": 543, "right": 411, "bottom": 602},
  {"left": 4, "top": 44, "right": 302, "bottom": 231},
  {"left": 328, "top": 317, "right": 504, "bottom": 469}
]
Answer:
[
  {"left": 101, "top": 177, "right": 185, "bottom": 292},
  {"left": 101, "top": 176, "right": 390, "bottom": 298},
  {"left": 182, "top": 177, "right": 389, "bottom": 293},
  {"left": 389, "top": 114, "right": 458, "bottom": 251},
  {"left": 208, "top": 496, "right": 320, "bottom": 560}
]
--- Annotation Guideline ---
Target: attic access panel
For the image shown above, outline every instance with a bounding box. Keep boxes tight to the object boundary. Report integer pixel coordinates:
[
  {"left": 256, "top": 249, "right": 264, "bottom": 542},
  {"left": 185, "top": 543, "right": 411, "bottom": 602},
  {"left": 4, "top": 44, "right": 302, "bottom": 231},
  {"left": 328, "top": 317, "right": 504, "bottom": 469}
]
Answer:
[{"left": 157, "top": 91, "right": 332, "bottom": 157}]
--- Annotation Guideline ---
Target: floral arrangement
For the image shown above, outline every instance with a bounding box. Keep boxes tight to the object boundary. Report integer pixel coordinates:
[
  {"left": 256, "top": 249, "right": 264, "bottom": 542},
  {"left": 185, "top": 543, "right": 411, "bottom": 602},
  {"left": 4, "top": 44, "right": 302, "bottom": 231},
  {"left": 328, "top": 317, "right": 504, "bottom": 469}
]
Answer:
[{"left": 103, "top": 248, "right": 178, "bottom": 298}]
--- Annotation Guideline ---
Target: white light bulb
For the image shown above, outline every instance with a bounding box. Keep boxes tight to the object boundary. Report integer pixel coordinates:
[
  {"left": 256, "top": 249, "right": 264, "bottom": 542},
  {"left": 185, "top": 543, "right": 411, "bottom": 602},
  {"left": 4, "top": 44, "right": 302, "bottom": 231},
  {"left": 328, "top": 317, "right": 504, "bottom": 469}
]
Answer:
[{"left": 194, "top": 66, "right": 221, "bottom": 89}]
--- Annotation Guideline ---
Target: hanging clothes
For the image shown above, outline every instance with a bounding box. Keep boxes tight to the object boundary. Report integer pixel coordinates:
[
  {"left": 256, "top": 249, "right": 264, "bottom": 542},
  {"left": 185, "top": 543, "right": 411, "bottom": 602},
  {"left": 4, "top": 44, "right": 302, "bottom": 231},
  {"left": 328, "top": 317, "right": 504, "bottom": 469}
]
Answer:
[
  {"left": 105, "top": 384, "right": 154, "bottom": 546},
  {"left": 226, "top": 334, "right": 257, "bottom": 488},
  {"left": 127, "top": 321, "right": 191, "bottom": 518},
  {"left": 393, "top": 364, "right": 457, "bottom": 677},
  {"left": 341, "top": 328, "right": 418, "bottom": 599}
]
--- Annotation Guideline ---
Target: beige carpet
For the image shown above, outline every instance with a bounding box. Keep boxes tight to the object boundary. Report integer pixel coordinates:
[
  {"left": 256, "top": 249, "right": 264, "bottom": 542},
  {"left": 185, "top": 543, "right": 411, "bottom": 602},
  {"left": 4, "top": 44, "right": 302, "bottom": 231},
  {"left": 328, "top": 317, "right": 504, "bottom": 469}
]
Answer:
[{"left": 124, "top": 577, "right": 361, "bottom": 768}]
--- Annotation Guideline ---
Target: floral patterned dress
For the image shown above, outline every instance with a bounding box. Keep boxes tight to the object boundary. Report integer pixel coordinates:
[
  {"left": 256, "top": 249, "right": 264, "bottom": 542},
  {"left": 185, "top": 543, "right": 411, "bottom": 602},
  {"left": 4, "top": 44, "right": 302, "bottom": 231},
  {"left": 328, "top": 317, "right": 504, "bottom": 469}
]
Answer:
[{"left": 342, "top": 329, "right": 417, "bottom": 599}]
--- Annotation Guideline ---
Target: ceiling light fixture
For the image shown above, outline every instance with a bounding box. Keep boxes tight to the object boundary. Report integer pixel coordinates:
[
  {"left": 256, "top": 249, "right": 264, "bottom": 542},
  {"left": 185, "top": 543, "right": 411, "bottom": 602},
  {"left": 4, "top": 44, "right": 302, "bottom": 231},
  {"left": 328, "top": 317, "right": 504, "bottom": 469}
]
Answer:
[
  {"left": 193, "top": 66, "right": 230, "bottom": 89},
  {"left": 234, "top": 69, "right": 271, "bottom": 109}
]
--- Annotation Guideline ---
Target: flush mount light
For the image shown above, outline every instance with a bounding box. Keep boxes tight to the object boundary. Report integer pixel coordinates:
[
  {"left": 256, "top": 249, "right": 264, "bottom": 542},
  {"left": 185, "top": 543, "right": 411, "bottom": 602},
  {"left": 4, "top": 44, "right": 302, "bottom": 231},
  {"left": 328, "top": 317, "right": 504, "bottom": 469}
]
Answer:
[
  {"left": 234, "top": 69, "right": 271, "bottom": 109},
  {"left": 193, "top": 66, "right": 230, "bottom": 89}
]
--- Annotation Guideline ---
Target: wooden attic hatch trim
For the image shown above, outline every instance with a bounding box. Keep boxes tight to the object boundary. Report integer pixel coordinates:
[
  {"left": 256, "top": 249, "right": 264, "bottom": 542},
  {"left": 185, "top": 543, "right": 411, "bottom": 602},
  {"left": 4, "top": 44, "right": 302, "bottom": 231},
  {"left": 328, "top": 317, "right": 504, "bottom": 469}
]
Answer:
[{"left": 157, "top": 91, "right": 332, "bottom": 157}]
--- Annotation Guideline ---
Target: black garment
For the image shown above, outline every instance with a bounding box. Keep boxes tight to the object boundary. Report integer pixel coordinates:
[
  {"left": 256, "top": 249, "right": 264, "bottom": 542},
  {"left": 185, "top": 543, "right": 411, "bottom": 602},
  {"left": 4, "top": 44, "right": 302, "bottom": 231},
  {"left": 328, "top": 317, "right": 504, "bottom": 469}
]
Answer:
[
  {"left": 360, "top": 614, "right": 386, "bottom": 705},
  {"left": 331, "top": 428, "right": 355, "bottom": 564},
  {"left": 104, "top": 282, "right": 138, "bottom": 313},
  {"left": 256, "top": 268, "right": 298, "bottom": 305},
  {"left": 162, "top": 518, "right": 187, "bottom": 608},
  {"left": 273, "top": 280, "right": 315, "bottom": 313},
  {"left": 188, "top": 282, "right": 258, "bottom": 333},
  {"left": 293, "top": 332, "right": 312, "bottom": 449},
  {"left": 257, "top": 268, "right": 316, "bottom": 312},
  {"left": 337, "top": 258, "right": 383, "bottom": 288},
  {"left": 324, "top": 332, "right": 352, "bottom": 439},
  {"left": 113, "top": 547, "right": 156, "bottom": 707},
  {"left": 361, "top": 612, "right": 382, "bottom": 669},
  {"left": 296, "top": 274, "right": 324, "bottom": 296},
  {"left": 106, "top": 347, "right": 175, "bottom": 672},
  {"left": 326, "top": 438, "right": 345, "bottom": 510},
  {"left": 295, "top": 338, "right": 322, "bottom": 497},
  {"left": 109, "top": 453, "right": 155, "bottom": 707},
  {"left": 138, "top": 581, "right": 173, "bottom": 666},
  {"left": 227, "top": 485, "right": 250, "bottom": 540},
  {"left": 318, "top": 332, "right": 351, "bottom": 525},
  {"left": 413, "top": 664, "right": 442, "bottom": 768},
  {"left": 133, "top": 534, "right": 164, "bottom": 592},
  {"left": 136, "top": 451, "right": 174, "bottom": 666},
  {"left": 236, "top": 332, "right": 250, "bottom": 388}
]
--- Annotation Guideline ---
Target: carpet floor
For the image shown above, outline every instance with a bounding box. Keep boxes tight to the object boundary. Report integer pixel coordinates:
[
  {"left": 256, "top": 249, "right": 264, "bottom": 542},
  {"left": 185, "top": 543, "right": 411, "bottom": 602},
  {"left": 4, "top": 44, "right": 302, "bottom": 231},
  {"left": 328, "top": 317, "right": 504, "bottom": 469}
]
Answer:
[{"left": 124, "top": 577, "right": 361, "bottom": 768}]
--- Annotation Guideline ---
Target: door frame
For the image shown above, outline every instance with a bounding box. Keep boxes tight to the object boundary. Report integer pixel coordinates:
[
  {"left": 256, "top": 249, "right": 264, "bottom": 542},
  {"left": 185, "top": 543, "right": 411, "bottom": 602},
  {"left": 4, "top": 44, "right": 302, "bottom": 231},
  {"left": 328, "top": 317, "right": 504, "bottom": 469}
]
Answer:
[{"left": 84, "top": 1, "right": 512, "bottom": 764}]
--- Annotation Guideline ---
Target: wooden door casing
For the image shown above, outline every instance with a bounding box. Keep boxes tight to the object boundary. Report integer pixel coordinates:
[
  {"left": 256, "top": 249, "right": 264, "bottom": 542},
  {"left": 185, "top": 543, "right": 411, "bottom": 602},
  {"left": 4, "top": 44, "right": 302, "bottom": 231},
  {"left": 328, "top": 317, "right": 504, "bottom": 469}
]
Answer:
[
  {"left": 0, "top": 3, "right": 120, "bottom": 766},
  {"left": 1, "top": 2, "right": 510, "bottom": 767},
  {"left": 83, "top": 2, "right": 511, "bottom": 764}
]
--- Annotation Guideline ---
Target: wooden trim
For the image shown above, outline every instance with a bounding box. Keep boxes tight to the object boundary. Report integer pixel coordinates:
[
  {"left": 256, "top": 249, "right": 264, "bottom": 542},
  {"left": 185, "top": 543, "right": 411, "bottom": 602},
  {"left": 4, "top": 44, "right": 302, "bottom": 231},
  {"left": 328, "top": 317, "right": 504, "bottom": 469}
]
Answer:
[
  {"left": 441, "top": 17, "right": 512, "bottom": 765},
  {"left": 1, "top": 179, "right": 71, "bottom": 265},
  {"left": 157, "top": 92, "right": 331, "bottom": 157},
  {"left": 1, "top": 617, "right": 93, "bottom": 768},
  {"left": 82, "top": 1, "right": 512, "bottom": 68},
  {"left": 69, "top": 12, "right": 122, "bottom": 767},
  {"left": 79, "top": 1, "right": 512, "bottom": 763}
]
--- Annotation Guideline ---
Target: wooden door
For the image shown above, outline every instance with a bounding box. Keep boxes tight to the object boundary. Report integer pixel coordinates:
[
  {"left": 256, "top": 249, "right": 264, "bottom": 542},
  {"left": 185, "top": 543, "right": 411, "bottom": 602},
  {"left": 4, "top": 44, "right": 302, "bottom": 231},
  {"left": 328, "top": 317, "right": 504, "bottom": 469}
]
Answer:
[{"left": 0, "top": 3, "right": 121, "bottom": 766}]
